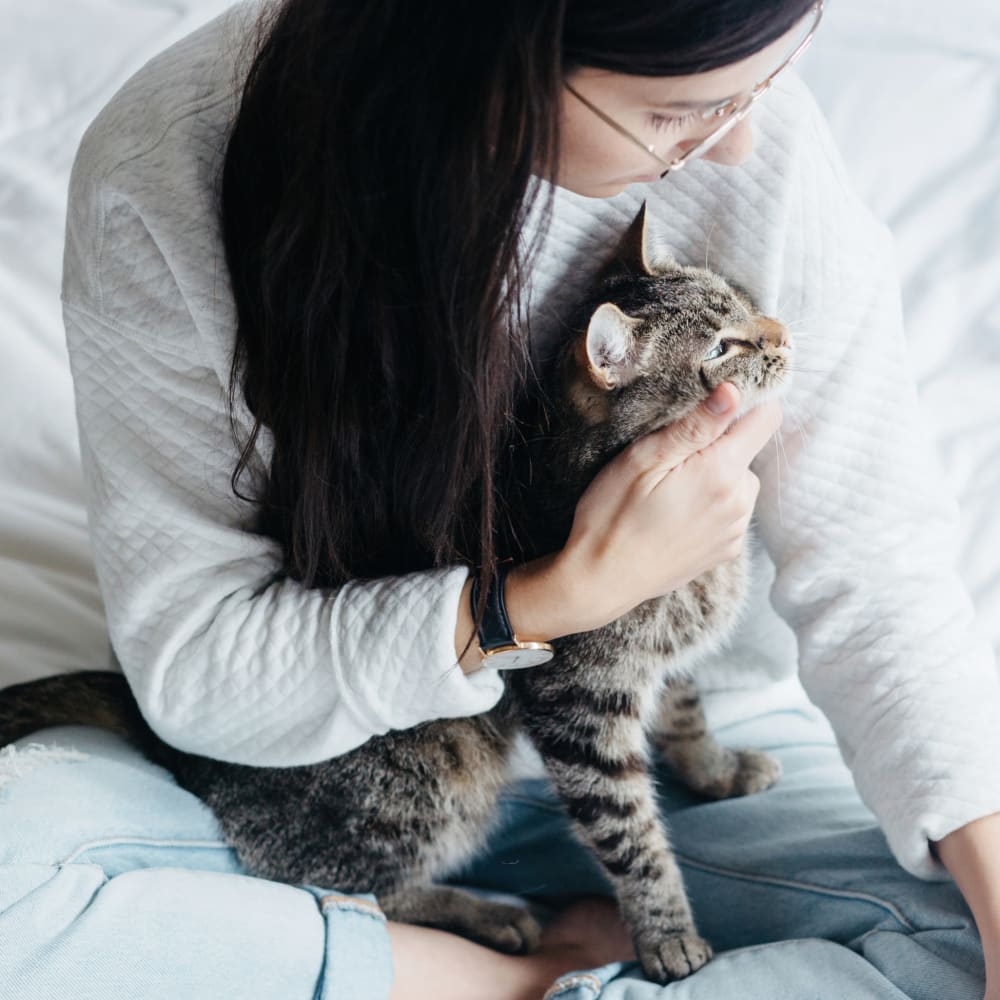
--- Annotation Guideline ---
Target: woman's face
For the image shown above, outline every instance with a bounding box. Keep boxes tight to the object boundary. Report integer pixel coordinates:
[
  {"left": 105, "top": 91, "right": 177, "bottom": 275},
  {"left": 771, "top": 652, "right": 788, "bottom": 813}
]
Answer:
[{"left": 555, "top": 29, "right": 800, "bottom": 198}]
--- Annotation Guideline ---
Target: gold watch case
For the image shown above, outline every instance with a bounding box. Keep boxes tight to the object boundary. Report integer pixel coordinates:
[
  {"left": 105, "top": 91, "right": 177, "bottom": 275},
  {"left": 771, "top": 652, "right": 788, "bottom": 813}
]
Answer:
[{"left": 479, "top": 640, "right": 555, "bottom": 671}]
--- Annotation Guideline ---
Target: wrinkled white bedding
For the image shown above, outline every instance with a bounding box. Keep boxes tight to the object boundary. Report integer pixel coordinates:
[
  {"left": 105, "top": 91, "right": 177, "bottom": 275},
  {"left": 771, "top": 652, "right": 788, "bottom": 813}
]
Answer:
[
  {"left": 1, "top": 0, "right": 998, "bottom": 683},
  {"left": 0, "top": 0, "right": 237, "bottom": 683}
]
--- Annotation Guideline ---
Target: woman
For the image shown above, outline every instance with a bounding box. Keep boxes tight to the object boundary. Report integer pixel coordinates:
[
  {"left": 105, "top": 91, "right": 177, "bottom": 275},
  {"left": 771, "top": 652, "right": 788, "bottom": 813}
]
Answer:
[{"left": 4, "top": 0, "right": 999, "bottom": 997}]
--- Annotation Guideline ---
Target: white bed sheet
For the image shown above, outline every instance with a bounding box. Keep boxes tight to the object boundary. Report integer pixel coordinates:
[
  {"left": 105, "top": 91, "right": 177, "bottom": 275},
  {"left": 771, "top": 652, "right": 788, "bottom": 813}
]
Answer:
[
  {"left": 1, "top": 0, "right": 998, "bottom": 684},
  {"left": 0, "top": 0, "right": 235, "bottom": 683}
]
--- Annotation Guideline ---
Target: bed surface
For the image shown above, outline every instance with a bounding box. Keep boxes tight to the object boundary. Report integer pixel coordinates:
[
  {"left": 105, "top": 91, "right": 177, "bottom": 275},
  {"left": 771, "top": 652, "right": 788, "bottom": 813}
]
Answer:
[{"left": 2, "top": 0, "right": 998, "bottom": 683}]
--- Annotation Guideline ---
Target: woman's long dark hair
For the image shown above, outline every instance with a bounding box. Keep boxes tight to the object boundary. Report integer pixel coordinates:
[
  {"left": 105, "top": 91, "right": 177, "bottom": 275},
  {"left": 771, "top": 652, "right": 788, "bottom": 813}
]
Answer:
[{"left": 221, "top": 0, "right": 814, "bottom": 649}]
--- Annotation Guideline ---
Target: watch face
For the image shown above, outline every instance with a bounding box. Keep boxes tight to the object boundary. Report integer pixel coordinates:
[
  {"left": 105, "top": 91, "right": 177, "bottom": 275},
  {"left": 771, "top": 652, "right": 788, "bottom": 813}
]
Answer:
[{"left": 484, "top": 647, "right": 555, "bottom": 671}]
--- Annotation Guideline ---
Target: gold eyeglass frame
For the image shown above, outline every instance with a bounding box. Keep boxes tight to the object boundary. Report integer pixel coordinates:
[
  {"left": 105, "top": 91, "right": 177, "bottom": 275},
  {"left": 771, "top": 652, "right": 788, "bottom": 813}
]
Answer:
[{"left": 564, "top": 0, "right": 824, "bottom": 179}]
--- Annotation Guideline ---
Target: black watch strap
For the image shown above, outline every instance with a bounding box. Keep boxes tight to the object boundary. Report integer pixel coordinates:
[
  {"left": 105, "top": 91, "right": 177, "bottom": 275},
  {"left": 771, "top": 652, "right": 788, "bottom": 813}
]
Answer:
[{"left": 470, "top": 561, "right": 518, "bottom": 652}]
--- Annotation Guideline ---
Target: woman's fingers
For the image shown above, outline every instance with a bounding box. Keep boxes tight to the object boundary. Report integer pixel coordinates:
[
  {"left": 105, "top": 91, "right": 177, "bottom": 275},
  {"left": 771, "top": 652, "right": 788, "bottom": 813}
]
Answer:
[
  {"left": 629, "top": 383, "right": 743, "bottom": 473},
  {"left": 706, "top": 398, "right": 784, "bottom": 471},
  {"left": 556, "top": 387, "right": 784, "bottom": 633}
]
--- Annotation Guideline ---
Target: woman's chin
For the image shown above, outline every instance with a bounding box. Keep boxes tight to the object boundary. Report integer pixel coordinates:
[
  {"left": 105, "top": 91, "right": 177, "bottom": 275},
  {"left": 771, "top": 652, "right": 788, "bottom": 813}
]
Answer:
[{"left": 554, "top": 176, "right": 644, "bottom": 200}]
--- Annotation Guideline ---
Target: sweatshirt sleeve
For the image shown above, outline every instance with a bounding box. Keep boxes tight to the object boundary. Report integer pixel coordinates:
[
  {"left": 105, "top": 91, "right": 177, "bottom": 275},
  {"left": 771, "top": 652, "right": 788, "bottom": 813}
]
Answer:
[
  {"left": 749, "top": 85, "right": 1000, "bottom": 880},
  {"left": 60, "top": 143, "right": 503, "bottom": 768},
  {"left": 61, "top": 301, "right": 503, "bottom": 765}
]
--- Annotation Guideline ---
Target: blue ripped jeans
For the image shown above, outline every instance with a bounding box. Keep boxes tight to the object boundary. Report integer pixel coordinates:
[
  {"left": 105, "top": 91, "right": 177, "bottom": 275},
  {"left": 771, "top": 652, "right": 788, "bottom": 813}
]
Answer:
[{"left": 0, "top": 705, "right": 985, "bottom": 999}]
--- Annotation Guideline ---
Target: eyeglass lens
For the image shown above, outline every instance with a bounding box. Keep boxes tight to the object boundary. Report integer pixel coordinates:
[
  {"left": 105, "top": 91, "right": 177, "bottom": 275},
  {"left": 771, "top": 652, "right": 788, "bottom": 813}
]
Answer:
[{"left": 655, "top": 3, "right": 822, "bottom": 173}]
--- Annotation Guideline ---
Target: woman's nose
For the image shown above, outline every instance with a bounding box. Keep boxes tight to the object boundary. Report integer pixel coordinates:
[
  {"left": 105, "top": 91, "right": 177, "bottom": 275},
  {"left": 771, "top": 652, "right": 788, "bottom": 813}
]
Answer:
[{"left": 701, "top": 116, "right": 754, "bottom": 167}]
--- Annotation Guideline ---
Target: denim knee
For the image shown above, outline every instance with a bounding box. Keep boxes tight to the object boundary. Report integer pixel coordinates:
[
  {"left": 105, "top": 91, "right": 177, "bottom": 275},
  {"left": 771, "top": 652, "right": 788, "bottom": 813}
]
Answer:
[{"left": 0, "top": 864, "right": 395, "bottom": 1000}]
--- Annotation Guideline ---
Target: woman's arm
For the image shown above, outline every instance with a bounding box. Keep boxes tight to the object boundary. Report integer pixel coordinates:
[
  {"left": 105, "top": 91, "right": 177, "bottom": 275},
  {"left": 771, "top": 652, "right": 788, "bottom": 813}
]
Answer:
[
  {"left": 64, "top": 301, "right": 505, "bottom": 765},
  {"left": 61, "top": 74, "right": 507, "bottom": 764},
  {"left": 711, "top": 73, "right": 1000, "bottom": 880},
  {"left": 455, "top": 557, "right": 569, "bottom": 674},
  {"left": 936, "top": 816, "right": 1000, "bottom": 999}
]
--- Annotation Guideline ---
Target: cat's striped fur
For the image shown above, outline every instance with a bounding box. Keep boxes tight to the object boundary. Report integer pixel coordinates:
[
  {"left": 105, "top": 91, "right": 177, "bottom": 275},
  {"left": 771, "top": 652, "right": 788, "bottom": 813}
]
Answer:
[{"left": 0, "top": 203, "right": 787, "bottom": 983}]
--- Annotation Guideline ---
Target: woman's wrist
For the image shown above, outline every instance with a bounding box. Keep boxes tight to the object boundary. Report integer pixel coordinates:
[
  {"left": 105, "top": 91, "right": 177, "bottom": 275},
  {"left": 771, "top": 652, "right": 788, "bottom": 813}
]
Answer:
[
  {"left": 455, "top": 552, "right": 601, "bottom": 676},
  {"left": 456, "top": 548, "right": 624, "bottom": 675},
  {"left": 504, "top": 551, "right": 597, "bottom": 642}
]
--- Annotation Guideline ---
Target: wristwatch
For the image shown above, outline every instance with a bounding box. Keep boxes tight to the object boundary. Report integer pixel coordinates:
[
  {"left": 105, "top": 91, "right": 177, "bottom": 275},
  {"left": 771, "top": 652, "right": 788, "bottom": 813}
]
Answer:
[{"left": 470, "top": 561, "right": 555, "bottom": 670}]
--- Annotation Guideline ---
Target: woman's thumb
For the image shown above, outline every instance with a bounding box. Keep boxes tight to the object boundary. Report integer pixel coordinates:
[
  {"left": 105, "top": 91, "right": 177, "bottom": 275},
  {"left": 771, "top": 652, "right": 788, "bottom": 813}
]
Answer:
[
  {"left": 638, "top": 383, "right": 741, "bottom": 469},
  {"left": 703, "top": 382, "right": 740, "bottom": 417}
]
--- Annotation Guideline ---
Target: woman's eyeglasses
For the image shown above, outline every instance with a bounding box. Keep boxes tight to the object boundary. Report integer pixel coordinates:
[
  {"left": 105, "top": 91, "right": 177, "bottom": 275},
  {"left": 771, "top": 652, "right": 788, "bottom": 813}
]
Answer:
[{"left": 564, "top": 0, "right": 824, "bottom": 179}]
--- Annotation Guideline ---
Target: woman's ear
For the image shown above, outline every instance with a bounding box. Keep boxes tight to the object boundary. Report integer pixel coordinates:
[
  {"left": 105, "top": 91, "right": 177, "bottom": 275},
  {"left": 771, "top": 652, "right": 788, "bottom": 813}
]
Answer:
[{"left": 583, "top": 302, "right": 643, "bottom": 389}]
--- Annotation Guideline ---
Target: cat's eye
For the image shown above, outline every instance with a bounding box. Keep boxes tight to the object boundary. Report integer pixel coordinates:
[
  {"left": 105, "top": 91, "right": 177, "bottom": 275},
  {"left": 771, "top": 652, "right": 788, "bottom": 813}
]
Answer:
[{"left": 703, "top": 342, "right": 727, "bottom": 362}]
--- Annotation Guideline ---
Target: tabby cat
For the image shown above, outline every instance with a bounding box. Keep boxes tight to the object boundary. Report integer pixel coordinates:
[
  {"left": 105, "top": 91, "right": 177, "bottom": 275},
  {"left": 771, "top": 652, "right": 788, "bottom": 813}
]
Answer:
[{"left": 0, "top": 203, "right": 789, "bottom": 983}]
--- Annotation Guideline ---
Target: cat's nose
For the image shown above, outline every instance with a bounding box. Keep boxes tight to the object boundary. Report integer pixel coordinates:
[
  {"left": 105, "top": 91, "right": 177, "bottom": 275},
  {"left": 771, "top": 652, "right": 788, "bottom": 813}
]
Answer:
[{"left": 755, "top": 318, "right": 791, "bottom": 350}]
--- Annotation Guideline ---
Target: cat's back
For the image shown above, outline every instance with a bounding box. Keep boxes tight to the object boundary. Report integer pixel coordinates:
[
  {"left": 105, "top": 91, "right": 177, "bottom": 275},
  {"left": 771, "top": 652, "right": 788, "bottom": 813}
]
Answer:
[{"left": 168, "top": 711, "right": 518, "bottom": 889}]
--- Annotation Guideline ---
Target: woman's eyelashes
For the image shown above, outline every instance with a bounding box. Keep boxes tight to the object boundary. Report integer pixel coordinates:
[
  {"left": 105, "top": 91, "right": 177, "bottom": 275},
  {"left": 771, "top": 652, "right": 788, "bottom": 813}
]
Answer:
[{"left": 647, "top": 110, "right": 698, "bottom": 133}]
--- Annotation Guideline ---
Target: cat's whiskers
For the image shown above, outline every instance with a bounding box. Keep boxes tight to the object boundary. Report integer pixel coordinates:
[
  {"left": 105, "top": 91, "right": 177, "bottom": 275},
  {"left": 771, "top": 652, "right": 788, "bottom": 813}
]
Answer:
[
  {"left": 778, "top": 419, "right": 795, "bottom": 471},
  {"left": 771, "top": 433, "right": 785, "bottom": 527},
  {"left": 764, "top": 367, "right": 814, "bottom": 457},
  {"left": 783, "top": 332, "right": 820, "bottom": 346},
  {"left": 783, "top": 404, "right": 813, "bottom": 456},
  {"left": 779, "top": 313, "right": 824, "bottom": 330},
  {"left": 702, "top": 220, "right": 720, "bottom": 272}
]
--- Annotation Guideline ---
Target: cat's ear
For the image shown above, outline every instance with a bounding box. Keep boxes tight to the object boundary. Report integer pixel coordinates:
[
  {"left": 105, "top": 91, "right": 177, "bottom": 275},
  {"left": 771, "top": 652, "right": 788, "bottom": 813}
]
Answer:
[
  {"left": 616, "top": 201, "right": 678, "bottom": 277},
  {"left": 583, "top": 302, "right": 643, "bottom": 390}
]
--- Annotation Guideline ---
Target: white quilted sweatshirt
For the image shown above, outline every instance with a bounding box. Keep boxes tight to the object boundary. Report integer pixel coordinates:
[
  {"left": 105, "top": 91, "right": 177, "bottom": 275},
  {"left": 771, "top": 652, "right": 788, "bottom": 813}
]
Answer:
[{"left": 61, "top": 3, "right": 1000, "bottom": 880}]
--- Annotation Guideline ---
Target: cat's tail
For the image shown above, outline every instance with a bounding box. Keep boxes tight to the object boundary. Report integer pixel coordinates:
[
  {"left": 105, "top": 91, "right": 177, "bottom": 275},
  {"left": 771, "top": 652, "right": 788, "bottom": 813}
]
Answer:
[{"left": 0, "top": 670, "right": 157, "bottom": 753}]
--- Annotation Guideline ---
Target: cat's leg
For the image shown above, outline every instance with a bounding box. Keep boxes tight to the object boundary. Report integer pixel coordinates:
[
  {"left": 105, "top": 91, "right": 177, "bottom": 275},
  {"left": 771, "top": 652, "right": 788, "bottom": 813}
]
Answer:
[
  {"left": 360, "top": 716, "right": 542, "bottom": 954},
  {"left": 653, "top": 676, "right": 781, "bottom": 798},
  {"left": 379, "top": 884, "right": 541, "bottom": 954},
  {"left": 518, "top": 686, "right": 711, "bottom": 984}
]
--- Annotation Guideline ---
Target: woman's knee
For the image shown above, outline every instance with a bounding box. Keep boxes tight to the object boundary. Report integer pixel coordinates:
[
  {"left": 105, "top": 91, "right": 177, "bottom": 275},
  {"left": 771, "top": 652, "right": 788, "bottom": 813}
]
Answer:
[
  {"left": 0, "top": 863, "right": 393, "bottom": 1000},
  {"left": 0, "top": 725, "right": 228, "bottom": 869}
]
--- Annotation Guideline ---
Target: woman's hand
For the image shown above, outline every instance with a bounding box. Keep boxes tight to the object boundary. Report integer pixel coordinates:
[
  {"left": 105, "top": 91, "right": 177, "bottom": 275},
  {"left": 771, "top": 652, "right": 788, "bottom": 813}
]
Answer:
[
  {"left": 934, "top": 813, "right": 1000, "bottom": 1000},
  {"left": 534, "top": 382, "right": 782, "bottom": 638}
]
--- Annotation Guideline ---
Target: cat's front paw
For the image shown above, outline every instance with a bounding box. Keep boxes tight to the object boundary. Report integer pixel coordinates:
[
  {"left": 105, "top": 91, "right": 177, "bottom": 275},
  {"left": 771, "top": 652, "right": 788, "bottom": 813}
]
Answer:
[{"left": 635, "top": 930, "right": 712, "bottom": 983}]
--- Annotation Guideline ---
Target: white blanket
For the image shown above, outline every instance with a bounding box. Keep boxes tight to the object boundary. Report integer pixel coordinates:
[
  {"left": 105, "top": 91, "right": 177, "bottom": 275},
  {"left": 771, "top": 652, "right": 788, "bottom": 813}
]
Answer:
[{"left": 1, "top": 0, "right": 998, "bottom": 683}]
